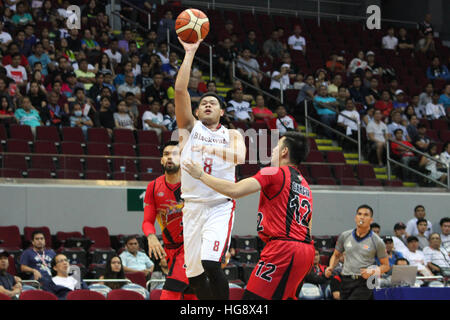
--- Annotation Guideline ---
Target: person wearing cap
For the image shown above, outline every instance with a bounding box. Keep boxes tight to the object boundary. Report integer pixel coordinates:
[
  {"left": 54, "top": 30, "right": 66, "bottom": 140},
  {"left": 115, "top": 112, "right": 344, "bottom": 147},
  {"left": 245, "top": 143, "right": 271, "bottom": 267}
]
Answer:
[
  {"left": 0, "top": 249, "right": 23, "bottom": 299},
  {"left": 325, "top": 205, "right": 390, "bottom": 300},
  {"left": 270, "top": 63, "right": 293, "bottom": 100},
  {"left": 376, "top": 236, "right": 404, "bottom": 274},
  {"left": 287, "top": 25, "right": 306, "bottom": 54},
  {"left": 405, "top": 205, "right": 433, "bottom": 238},
  {"left": 403, "top": 236, "right": 433, "bottom": 276},
  {"left": 366, "top": 51, "right": 382, "bottom": 75},
  {"left": 387, "top": 110, "right": 410, "bottom": 141},
  {"left": 392, "top": 90, "right": 409, "bottom": 112}
]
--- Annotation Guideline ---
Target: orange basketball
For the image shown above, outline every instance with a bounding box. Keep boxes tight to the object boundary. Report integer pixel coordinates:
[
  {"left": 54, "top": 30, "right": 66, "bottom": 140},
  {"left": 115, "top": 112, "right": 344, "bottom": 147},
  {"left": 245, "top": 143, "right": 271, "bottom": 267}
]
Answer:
[{"left": 175, "top": 8, "right": 209, "bottom": 43}]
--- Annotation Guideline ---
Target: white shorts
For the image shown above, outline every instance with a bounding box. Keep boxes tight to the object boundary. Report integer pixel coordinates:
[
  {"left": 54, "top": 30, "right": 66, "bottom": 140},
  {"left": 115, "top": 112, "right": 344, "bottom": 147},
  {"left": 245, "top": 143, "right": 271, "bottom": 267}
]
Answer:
[{"left": 182, "top": 199, "right": 235, "bottom": 278}]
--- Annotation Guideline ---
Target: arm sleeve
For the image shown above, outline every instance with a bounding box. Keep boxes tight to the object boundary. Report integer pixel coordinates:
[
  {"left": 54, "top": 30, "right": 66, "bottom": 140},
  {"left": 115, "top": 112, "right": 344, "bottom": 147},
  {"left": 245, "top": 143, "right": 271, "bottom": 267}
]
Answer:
[{"left": 142, "top": 182, "right": 157, "bottom": 236}]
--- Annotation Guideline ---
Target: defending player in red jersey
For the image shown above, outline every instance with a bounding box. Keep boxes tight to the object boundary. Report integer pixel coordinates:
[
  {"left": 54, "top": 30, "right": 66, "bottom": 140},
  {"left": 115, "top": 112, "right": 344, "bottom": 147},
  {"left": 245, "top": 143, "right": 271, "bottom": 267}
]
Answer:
[
  {"left": 183, "top": 131, "right": 315, "bottom": 300},
  {"left": 143, "top": 141, "right": 196, "bottom": 300}
]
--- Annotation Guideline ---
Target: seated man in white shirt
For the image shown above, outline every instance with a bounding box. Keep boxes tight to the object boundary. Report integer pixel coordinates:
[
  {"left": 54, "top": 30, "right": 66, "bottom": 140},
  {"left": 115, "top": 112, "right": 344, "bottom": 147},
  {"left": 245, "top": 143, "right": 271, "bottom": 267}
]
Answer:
[
  {"left": 382, "top": 26, "right": 398, "bottom": 50},
  {"left": 425, "top": 92, "right": 446, "bottom": 120},
  {"left": 406, "top": 205, "right": 433, "bottom": 238},
  {"left": 423, "top": 233, "right": 450, "bottom": 274},
  {"left": 142, "top": 100, "right": 167, "bottom": 140},
  {"left": 119, "top": 236, "right": 154, "bottom": 280},
  {"left": 337, "top": 98, "right": 360, "bottom": 144},
  {"left": 392, "top": 222, "right": 409, "bottom": 256},
  {"left": 227, "top": 89, "right": 254, "bottom": 123},
  {"left": 287, "top": 25, "right": 306, "bottom": 53},
  {"left": 439, "top": 217, "right": 450, "bottom": 254},
  {"left": 403, "top": 236, "right": 433, "bottom": 276},
  {"left": 51, "top": 254, "right": 87, "bottom": 291},
  {"left": 272, "top": 105, "right": 298, "bottom": 135}
]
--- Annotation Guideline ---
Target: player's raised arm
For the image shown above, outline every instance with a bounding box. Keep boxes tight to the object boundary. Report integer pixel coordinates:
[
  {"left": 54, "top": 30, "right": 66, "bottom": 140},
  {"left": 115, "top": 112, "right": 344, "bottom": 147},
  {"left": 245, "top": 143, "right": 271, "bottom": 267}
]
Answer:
[
  {"left": 182, "top": 159, "right": 261, "bottom": 199},
  {"left": 174, "top": 38, "right": 203, "bottom": 131}
]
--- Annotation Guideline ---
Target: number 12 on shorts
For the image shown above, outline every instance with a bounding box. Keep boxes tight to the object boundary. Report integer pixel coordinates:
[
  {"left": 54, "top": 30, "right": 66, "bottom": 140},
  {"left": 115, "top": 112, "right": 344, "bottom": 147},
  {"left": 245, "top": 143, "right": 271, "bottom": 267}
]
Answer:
[{"left": 255, "top": 261, "right": 276, "bottom": 282}]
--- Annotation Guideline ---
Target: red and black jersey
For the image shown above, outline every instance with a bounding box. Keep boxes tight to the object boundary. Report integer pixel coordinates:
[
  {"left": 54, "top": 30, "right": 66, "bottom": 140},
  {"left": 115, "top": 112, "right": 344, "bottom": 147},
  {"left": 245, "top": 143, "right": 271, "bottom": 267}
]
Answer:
[
  {"left": 142, "top": 175, "right": 183, "bottom": 247},
  {"left": 252, "top": 166, "right": 313, "bottom": 244}
]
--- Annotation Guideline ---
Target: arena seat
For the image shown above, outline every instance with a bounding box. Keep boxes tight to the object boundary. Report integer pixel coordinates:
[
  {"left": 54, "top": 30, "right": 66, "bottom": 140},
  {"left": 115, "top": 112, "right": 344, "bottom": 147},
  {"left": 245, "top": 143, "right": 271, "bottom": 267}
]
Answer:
[
  {"left": 88, "top": 128, "right": 111, "bottom": 144},
  {"left": 236, "top": 249, "right": 259, "bottom": 264},
  {"left": 66, "top": 289, "right": 106, "bottom": 300},
  {"left": 56, "top": 169, "right": 82, "bottom": 179},
  {"left": 27, "top": 168, "right": 53, "bottom": 179},
  {"left": 24, "top": 226, "right": 52, "bottom": 248},
  {"left": 32, "top": 141, "right": 58, "bottom": 171},
  {"left": 113, "top": 172, "right": 137, "bottom": 181},
  {"left": 0, "top": 292, "right": 11, "bottom": 300},
  {"left": 0, "top": 168, "right": 23, "bottom": 178},
  {"left": 0, "top": 124, "right": 7, "bottom": 143},
  {"left": 313, "top": 236, "right": 335, "bottom": 250},
  {"left": 333, "top": 164, "right": 355, "bottom": 179},
  {"left": 85, "top": 170, "right": 109, "bottom": 180},
  {"left": 83, "top": 226, "right": 112, "bottom": 250},
  {"left": 239, "top": 164, "right": 260, "bottom": 179},
  {"left": 326, "top": 151, "right": 346, "bottom": 163},
  {"left": 139, "top": 159, "right": 163, "bottom": 175},
  {"left": 62, "top": 127, "right": 86, "bottom": 144},
  {"left": 125, "top": 272, "right": 147, "bottom": 288},
  {"left": 138, "top": 144, "right": 160, "bottom": 157},
  {"left": 229, "top": 287, "right": 244, "bottom": 300},
  {"left": 223, "top": 264, "right": 239, "bottom": 281},
  {"left": 340, "top": 178, "right": 360, "bottom": 186},
  {"left": 150, "top": 288, "right": 162, "bottom": 300},
  {"left": 0, "top": 225, "right": 22, "bottom": 250},
  {"left": 7, "top": 255, "right": 17, "bottom": 276},
  {"left": 362, "top": 179, "right": 382, "bottom": 186},
  {"left": 58, "top": 247, "right": 88, "bottom": 267},
  {"left": 139, "top": 173, "right": 160, "bottom": 181},
  {"left": 86, "top": 142, "right": 111, "bottom": 156},
  {"left": 36, "top": 126, "right": 60, "bottom": 144},
  {"left": 113, "top": 129, "right": 136, "bottom": 145},
  {"left": 7, "top": 139, "right": 31, "bottom": 153},
  {"left": 241, "top": 263, "right": 257, "bottom": 283},
  {"left": 356, "top": 164, "right": 376, "bottom": 180},
  {"left": 384, "top": 180, "right": 404, "bottom": 187},
  {"left": 137, "top": 130, "right": 159, "bottom": 145},
  {"left": 234, "top": 235, "right": 258, "bottom": 250},
  {"left": 9, "top": 125, "right": 34, "bottom": 142},
  {"left": 107, "top": 289, "right": 145, "bottom": 300},
  {"left": 306, "top": 150, "right": 324, "bottom": 163},
  {"left": 20, "top": 290, "right": 58, "bottom": 300},
  {"left": 55, "top": 231, "right": 84, "bottom": 248},
  {"left": 59, "top": 141, "right": 85, "bottom": 171},
  {"left": 309, "top": 164, "right": 333, "bottom": 179}
]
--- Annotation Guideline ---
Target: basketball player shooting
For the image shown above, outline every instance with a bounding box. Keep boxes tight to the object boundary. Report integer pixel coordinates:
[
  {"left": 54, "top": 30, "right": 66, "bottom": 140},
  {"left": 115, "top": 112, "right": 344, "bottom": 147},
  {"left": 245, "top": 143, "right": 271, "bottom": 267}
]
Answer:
[
  {"left": 142, "top": 141, "right": 196, "bottom": 300},
  {"left": 175, "top": 37, "right": 246, "bottom": 300},
  {"left": 183, "top": 132, "right": 315, "bottom": 300}
]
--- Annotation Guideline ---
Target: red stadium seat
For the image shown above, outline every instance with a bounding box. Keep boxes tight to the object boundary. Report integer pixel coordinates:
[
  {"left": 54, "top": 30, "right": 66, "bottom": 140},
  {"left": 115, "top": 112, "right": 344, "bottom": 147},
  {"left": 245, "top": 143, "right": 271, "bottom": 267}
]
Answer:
[
  {"left": 86, "top": 142, "right": 111, "bottom": 156},
  {"left": 36, "top": 126, "right": 60, "bottom": 144},
  {"left": 59, "top": 142, "right": 84, "bottom": 171},
  {"left": 385, "top": 180, "right": 404, "bottom": 187},
  {"left": 9, "top": 125, "right": 33, "bottom": 142},
  {"left": 139, "top": 159, "right": 163, "bottom": 174},
  {"left": 309, "top": 164, "right": 333, "bottom": 178},
  {"left": 239, "top": 164, "right": 260, "bottom": 178},
  {"left": 24, "top": 226, "right": 52, "bottom": 248},
  {"left": 229, "top": 287, "right": 244, "bottom": 300},
  {"left": 162, "top": 130, "right": 178, "bottom": 144},
  {"left": 426, "top": 129, "right": 440, "bottom": 142},
  {"left": 307, "top": 138, "right": 318, "bottom": 151},
  {"left": 0, "top": 225, "right": 22, "bottom": 250},
  {"left": 356, "top": 164, "right": 376, "bottom": 180},
  {"left": 107, "top": 289, "right": 145, "bottom": 300},
  {"left": 306, "top": 150, "right": 324, "bottom": 162},
  {"left": 66, "top": 290, "right": 106, "bottom": 300},
  {"left": 340, "top": 178, "right": 360, "bottom": 186},
  {"left": 56, "top": 170, "right": 82, "bottom": 179},
  {"left": 83, "top": 226, "right": 112, "bottom": 250},
  {"left": 362, "top": 179, "right": 382, "bottom": 186},
  {"left": 62, "top": 127, "right": 86, "bottom": 143},
  {"left": 88, "top": 128, "right": 111, "bottom": 144},
  {"left": 3, "top": 155, "right": 27, "bottom": 171},
  {"left": 20, "top": 290, "right": 58, "bottom": 300},
  {"left": 150, "top": 288, "right": 162, "bottom": 300},
  {"left": 7, "top": 139, "right": 31, "bottom": 153},
  {"left": 0, "top": 292, "right": 11, "bottom": 300},
  {"left": 125, "top": 272, "right": 147, "bottom": 288},
  {"left": 138, "top": 144, "right": 160, "bottom": 157},
  {"left": 55, "top": 231, "right": 83, "bottom": 247},
  {"left": 32, "top": 141, "right": 58, "bottom": 171},
  {"left": 27, "top": 168, "right": 52, "bottom": 179},
  {"left": 0, "top": 124, "right": 7, "bottom": 142},
  {"left": 0, "top": 168, "right": 23, "bottom": 178},
  {"left": 85, "top": 171, "right": 109, "bottom": 180},
  {"left": 113, "top": 172, "right": 137, "bottom": 181},
  {"left": 113, "top": 129, "right": 136, "bottom": 145},
  {"left": 326, "top": 151, "right": 346, "bottom": 163},
  {"left": 58, "top": 247, "right": 87, "bottom": 267},
  {"left": 139, "top": 173, "right": 161, "bottom": 181},
  {"left": 316, "top": 177, "right": 337, "bottom": 185},
  {"left": 333, "top": 165, "right": 355, "bottom": 179},
  {"left": 137, "top": 130, "right": 159, "bottom": 145}
]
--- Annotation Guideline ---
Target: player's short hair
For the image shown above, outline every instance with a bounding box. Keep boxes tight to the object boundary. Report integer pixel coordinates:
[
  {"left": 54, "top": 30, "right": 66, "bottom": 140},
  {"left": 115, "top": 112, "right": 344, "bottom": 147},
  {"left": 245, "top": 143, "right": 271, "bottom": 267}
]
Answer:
[
  {"left": 395, "top": 258, "right": 409, "bottom": 265},
  {"left": 162, "top": 141, "right": 178, "bottom": 155},
  {"left": 414, "top": 205, "right": 425, "bottom": 212},
  {"left": 440, "top": 217, "right": 450, "bottom": 226},
  {"left": 416, "top": 218, "right": 428, "bottom": 226},
  {"left": 199, "top": 92, "right": 224, "bottom": 109},
  {"left": 370, "top": 222, "right": 380, "bottom": 229},
  {"left": 280, "top": 132, "right": 309, "bottom": 166},
  {"left": 356, "top": 204, "right": 373, "bottom": 217},
  {"left": 31, "top": 230, "right": 45, "bottom": 240}
]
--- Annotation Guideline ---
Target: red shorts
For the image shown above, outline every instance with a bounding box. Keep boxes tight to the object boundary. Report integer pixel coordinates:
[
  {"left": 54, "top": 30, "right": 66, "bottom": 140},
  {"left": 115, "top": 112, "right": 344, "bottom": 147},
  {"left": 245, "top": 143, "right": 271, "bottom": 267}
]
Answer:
[
  {"left": 163, "top": 245, "right": 190, "bottom": 292},
  {"left": 245, "top": 239, "right": 315, "bottom": 300}
]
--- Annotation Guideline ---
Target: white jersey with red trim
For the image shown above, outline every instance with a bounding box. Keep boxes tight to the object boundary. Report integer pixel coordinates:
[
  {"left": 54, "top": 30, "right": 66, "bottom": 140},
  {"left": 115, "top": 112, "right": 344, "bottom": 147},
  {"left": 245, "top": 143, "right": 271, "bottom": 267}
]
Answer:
[{"left": 180, "top": 120, "right": 235, "bottom": 202}]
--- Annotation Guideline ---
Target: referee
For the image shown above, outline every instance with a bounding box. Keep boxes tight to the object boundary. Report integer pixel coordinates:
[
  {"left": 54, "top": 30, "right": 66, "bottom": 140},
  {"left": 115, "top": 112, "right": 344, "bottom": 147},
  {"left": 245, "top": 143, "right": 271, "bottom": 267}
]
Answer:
[{"left": 325, "top": 204, "right": 390, "bottom": 300}]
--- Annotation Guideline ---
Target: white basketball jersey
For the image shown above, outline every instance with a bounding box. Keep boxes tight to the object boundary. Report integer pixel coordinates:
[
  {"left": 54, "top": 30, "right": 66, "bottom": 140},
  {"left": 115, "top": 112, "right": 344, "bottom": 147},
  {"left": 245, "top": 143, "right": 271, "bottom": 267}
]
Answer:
[{"left": 180, "top": 121, "right": 236, "bottom": 202}]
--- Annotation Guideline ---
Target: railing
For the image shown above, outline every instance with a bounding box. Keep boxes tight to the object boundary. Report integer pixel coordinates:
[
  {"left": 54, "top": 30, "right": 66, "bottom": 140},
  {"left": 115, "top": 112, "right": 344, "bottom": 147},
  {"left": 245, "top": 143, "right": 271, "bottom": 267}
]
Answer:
[
  {"left": 303, "top": 100, "right": 362, "bottom": 163},
  {"left": 119, "top": 0, "right": 152, "bottom": 30},
  {"left": 22, "top": 280, "right": 41, "bottom": 289},
  {"left": 83, "top": 279, "right": 132, "bottom": 284},
  {"left": 385, "top": 138, "right": 450, "bottom": 190}
]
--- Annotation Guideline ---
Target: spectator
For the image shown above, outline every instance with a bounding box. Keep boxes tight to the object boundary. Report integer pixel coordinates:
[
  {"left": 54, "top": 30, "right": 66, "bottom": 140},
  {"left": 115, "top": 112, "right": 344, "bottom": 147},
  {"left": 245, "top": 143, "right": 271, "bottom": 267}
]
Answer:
[
  {"left": 44, "top": 91, "right": 68, "bottom": 127},
  {"left": 347, "top": 50, "right": 367, "bottom": 75},
  {"left": 237, "top": 48, "right": 262, "bottom": 89},
  {"left": 302, "top": 249, "right": 331, "bottom": 295},
  {"left": 0, "top": 95, "right": 15, "bottom": 123},
  {"left": 419, "top": 143, "right": 448, "bottom": 184},
  {"left": 418, "top": 13, "right": 434, "bottom": 37},
  {"left": 427, "top": 56, "right": 450, "bottom": 81},
  {"left": 118, "top": 28, "right": 133, "bottom": 55},
  {"left": 269, "top": 63, "right": 293, "bottom": 100},
  {"left": 337, "top": 99, "right": 360, "bottom": 144},
  {"left": 270, "top": 105, "right": 297, "bottom": 134},
  {"left": 142, "top": 100, "right": 166, "bottom": 138},
  {"left": 86, "top": 72, "right": 104, "bottom": 102},
  {"left": 326, "top": 54, "right": 346, "bottom": 74},
  {"left": 227, "top": 89, "right": 254, "bottom": 123},
  {"left": 371, "top": 223, "right": 381, "bottom": 235},
  {"left": 337, "top": 87, "right": 351, "bottom": 111},
  {"left": 287, "top": 25, "right": 306, "bottom": 54},
  {"left": 136, "top": 62, "right": 154, "bottom": 91},
  {"left": 313, "top": 85, "right": 338, "bottom": 138},
  {"left": 119, "top": 235, "right": 154, "bottom": 280},
  {"left": 125, "top": 93, "right": 139, "bottom": 127},
  {"left": 423, "top": 233, "right": 450, "bottom": 274},
  {"left": 367, "top": 109, "right": 389, "bottom": 167},
  {"left": 99, "top": 255, "right": 128, "bottom": 290},
  {"left": 66, "top": 29, "right": 82, "bottom": 54},
  {"left": 72, "top": 88, "right": 98, "bottom": 126},
  {"left": 215, "top": 37, "right": 236, "bottom": 85},
  {"left": 405, "top": 205, "right": 433, "bottom": 238},
  {"left": 252, "top": 94, "right": 274, "bottom": 123},
  {"left": 0, "top": 20, "right": 12, "bottom": 50},
  {"left": 162, "top": 101, "right": 177, "bottom": 131},
  {"left": 118, "top": 72, "right": 141, "bottom": 102},
  {"left": 295, "top": 74, "right": 316, "bottom": 107},
  {"left": 218, "top": 20, "right": 236, "bottom": 46},
  {"left": 392, "top": 222, "right": 409, "bottom": 255},
  {"left": 14, "top": 96, "right": 42, "bottom": 133},
  {"left": 327, "top": 74, "right": 342, "bottom": 98},
  {"left": 145, "top": 73, "right": 168, "bottom": 106},
  {"left": 75, "top": 59, "right": 96, "bottom": 91},
  {"left": 375, "top": 90, "right": 394, "bottom": 119},
  {"left": 391, "top": 128, "right": 417, "bottom": 181},
  {"left": 156, "top": 42, "right": 169, "bottom": 65},
  {"left": 99, "top": 96, "right": 116, "bottom": 135},
  {"left": 406, "top": 114, "right": 420, "bottom": 142},
  {"left": 403, "top": 236, "right": 433, "bottom": 276},
  {"left": 263, "top": 30, "right": 284, "bottom": 61},
  {"left": 365, "top": 78, "right": 380, "bottom": 109},
  {"left": 397, "top": 27, "right": 414, "bottom": 50},
  {"left": 81, "top": 29, "right": 100, "bottom": 59},
  {"left": 382, "top": 26, "right": 398, "bottom": 50},
  {"left": 0, "top": 249, "right": 22, "bottom": 299},
  {"left": 349, "top": 76, "right": 368, "bottom": 107},
  {"left": 19, "top": 230, "right": 56, "bottom": 281},
  {"left": 161, "top": 52, "right": 179, "bottom": 82},
  {"left": 293, "top": 73, "right": 305, "bottom": 90},
  {"left": 439, "top": 217, "right": 450, "bottom": 254},
  {"left": 27, "top": 42, "right": 51, "bottom": 76},
  {"left": 418, "top": 83, "right": 434, "bottom": 115},
  {"left": 366, "top": 51, "right": 383, "bottom": 76},
  {"left": 156, "top": 10, "right": 177, "bottom": 45},
  {"left": 377, "top": 236, "right": 404, "bottom": 272},
  {"left": 187, "top": 76, "right": 202, "bottom": 105},
  {"left": 5, "top": 53, "right": 28, "bottom": 89},
  {"left": 416, "top": 218, "right": 430, "bottom": 250},
  {"left": 225, "top": 80, "right": 253, "bottom": 103},
  {"left": 388, "top": 111, "right": 410, "bottom": 141},
  {"left": 113, "top": 100, "right": 135, "bottom": 130},
  {"left": 12, "top": 2, "right": 33, "bottom": 26},
  {"left": 104, "top": 38, "right": 122, "bottom": 66},
  {"left": 413, "top": 123, "right": 431, "bottom": 152},
  {"left": 242, "top": 30, "right": 260, "bottom": 58},
  {"left": 439, "top": 142, "right": 450, "bottom": 166},
  {"left": 70, "top": 102, "right": 94, "bottom": 138},
  {"left": 362, "top": 69, "right": 373, "bottom": 89},
  {"left": 425, "top": 92, "right": 446, "bottom": 120},
  {"left": 439, "top": 84, "right": 450, "bottom": 110},
  {"left": 416, "top": 31, "right": 435, "bottom": 54},
  {"left": 393, "top": 90, "right": 409, "bottom": 112}
]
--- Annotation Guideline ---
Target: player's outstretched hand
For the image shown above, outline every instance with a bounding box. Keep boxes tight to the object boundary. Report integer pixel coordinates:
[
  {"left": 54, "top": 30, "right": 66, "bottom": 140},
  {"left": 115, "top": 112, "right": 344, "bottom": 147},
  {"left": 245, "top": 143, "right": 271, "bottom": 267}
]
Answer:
[
  {"left": 324, "top": 267, "right": 333, "bottom": 278},
  {"left": 178, "top": 37, "right": 203, "bottom": 53},
  {"left": 147, "top": 234, "right": 166, "bottom": 260},
  {"left": 182, "top": 159, "right": 204, "bottom": 179}
]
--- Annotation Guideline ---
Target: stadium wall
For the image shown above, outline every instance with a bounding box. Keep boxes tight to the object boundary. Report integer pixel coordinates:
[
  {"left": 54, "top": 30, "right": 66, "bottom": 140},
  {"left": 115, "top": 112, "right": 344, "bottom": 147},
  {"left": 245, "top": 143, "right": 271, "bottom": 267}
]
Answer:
[{"left": 1, "top": 181, "right": 449, "bottom": 237}]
